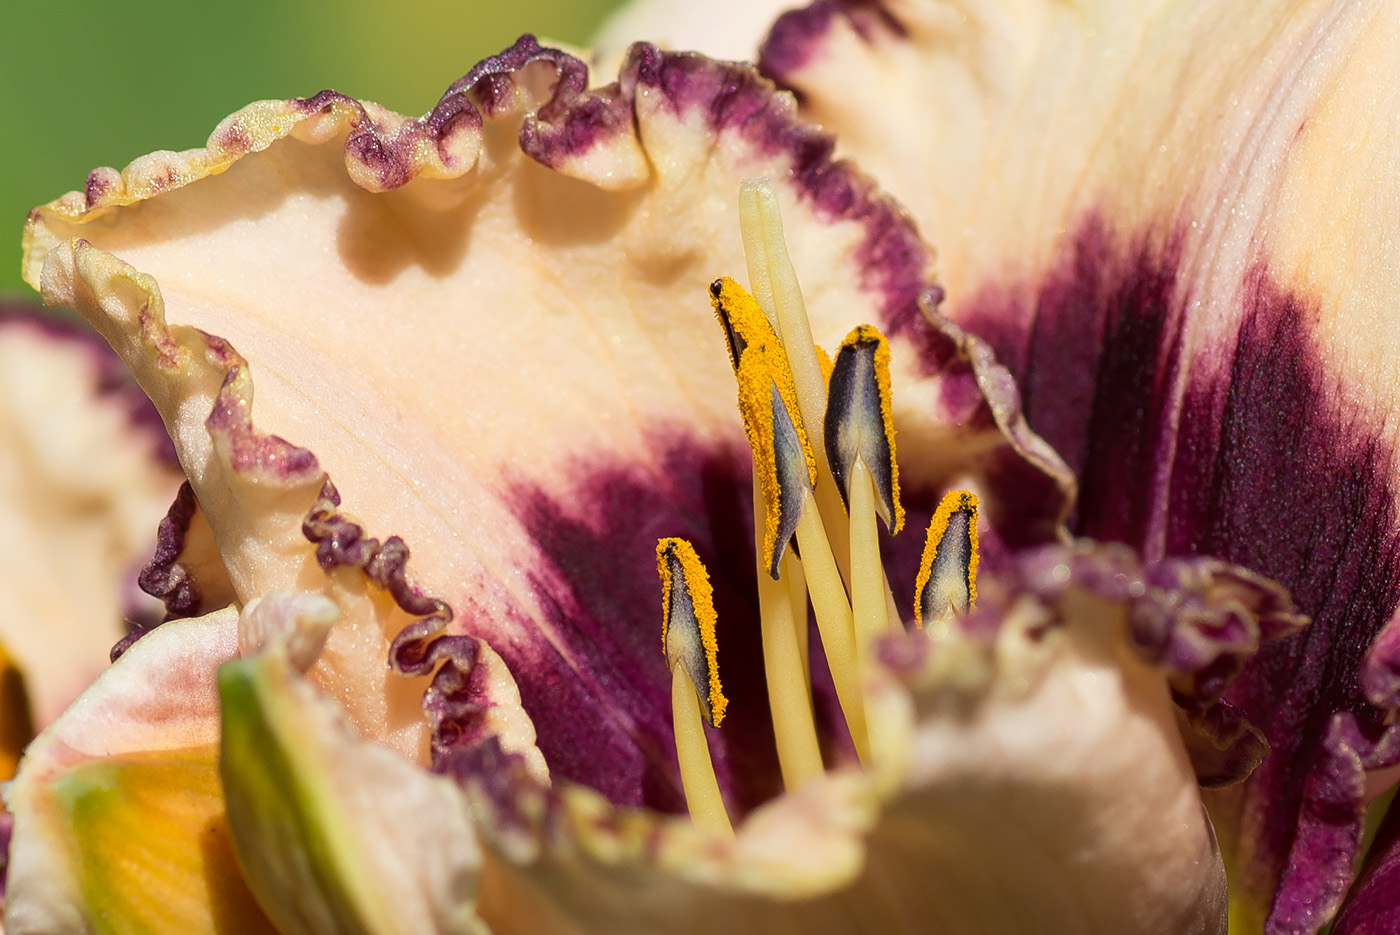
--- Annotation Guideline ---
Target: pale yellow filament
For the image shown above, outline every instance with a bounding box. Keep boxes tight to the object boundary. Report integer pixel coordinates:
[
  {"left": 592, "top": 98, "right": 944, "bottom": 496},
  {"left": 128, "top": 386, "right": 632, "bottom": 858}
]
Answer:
[
  {"left": 794, "top": 493, "right": 869, "bottom": 763},
  {"left": 785, "top": 554, "right": 811, "bottom": 693},
  {"left": 752, "top": 476, "right": 823, "bottom": 789},
  {"left": 740, "top": 179, "right": 901, "bottom": 625},
  {"left": 672, "top": 666, "right": 733, "bottom": 837},
  {"left": 849, "top": 457, "right": 891, "bottom": 654}
]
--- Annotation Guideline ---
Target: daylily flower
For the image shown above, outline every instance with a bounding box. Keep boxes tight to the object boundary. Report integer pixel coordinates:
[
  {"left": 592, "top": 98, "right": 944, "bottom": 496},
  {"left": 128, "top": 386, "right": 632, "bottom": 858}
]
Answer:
[
  {"left": 647, "top": 0, "right": 1400, "bottom": 931},
  {"left": 6, "top": 25, "right": 1314, "bottom": 935}
]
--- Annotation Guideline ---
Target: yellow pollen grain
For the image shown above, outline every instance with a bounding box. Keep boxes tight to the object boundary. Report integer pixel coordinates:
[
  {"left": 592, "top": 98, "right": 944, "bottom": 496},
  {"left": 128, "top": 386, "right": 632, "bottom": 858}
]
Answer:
[
  {"left": 839, "top": 324, "right": 904, "bottom": 534},
  {"left": 736, "top": 349, "right": 784, "bottom": 573},
  {"left": 815, "top": 344, "right": 834, "bottom": 386},
  {"left": 656, "top": 538, "right": 727, "bottom": 727},
  {"left": 914, "top": 491, "right": 980, "bottom": 625},
  {"left": 735, "top": 345, "right": 817, "bottom": 573},
  {"left": 711, "top": 277, "right": 780, "bottom": 369}
]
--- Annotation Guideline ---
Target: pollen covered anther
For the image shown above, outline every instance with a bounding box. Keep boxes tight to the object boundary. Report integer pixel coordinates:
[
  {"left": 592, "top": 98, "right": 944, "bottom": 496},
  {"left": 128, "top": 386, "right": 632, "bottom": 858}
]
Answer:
[
  {"left": 824, "top": 325, "right": 904, "bottom": 534},
  {"left": 710, "top": 277, "right": 780, "bottom": 373},
  {"left": 734, "top": 340, "right": 818, "bottom": 580},
  {"left": 657, "top": 538, "right": 732, "bottom": 837},
  {"left": 658, "top": 538, "right": 726, "bottom": 727},
  {"left": 914, "top": 491, "right": 980, "bottom": 628}
]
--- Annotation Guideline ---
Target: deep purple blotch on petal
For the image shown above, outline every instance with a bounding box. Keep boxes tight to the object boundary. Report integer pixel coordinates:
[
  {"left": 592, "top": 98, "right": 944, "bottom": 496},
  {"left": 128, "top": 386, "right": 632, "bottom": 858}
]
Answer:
[
  {"left": 495, "top": 436, "right": 782, "bottom": 817},
  {"left": 960, "top": 213, "right": 1400, "bottom": 931}
]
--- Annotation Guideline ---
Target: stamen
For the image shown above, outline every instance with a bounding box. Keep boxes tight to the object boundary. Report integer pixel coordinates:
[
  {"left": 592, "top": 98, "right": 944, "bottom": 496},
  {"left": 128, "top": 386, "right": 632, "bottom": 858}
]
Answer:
[
  {"left": 710, "top": 277, "right": 781, "bottom": 372},
  {"left": 727, "top": 314, "right": 870, "bottom": 759},
  {"left": 740, "top": 179, "right": 902, "bottom": 630},
  {"left": 914, "top": 491, "right": 981, "bottom": 629},
  {"left": 656, "top": 538, "right": 732, "bottom": 836},
  {"left": 786, "top": 554, "right": 811, "bottom": 690},
  {"left": 825, "top": 326, "right": 904, "bottom": 533},
  {"left": 734, "top": 342, "right": 817, "bottom": 579},
  {"left": 793, "top": 496, "right": 870, "bottom": 763},
  {"left": 739, "top": 179, "right": 827, "bottom": 443},
  {"left": 735, "top": 186, "right": 873, "bottom": 763},
  {"left": 849, "top": 458, "right": 892, "bottom": 645},
  {"left": 825, "top": 326, "right": 904, "bottom": 652},
  {"left": 752, "top": 484, "right": 824, "bottom": 790}
]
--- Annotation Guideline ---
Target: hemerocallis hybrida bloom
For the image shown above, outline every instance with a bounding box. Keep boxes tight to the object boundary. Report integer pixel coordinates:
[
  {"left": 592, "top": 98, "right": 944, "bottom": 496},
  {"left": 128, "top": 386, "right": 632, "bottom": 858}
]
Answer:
[
  {"left": 650, "top": 1, "right": 1400, "bottom": 931},
  {"left": 8, "top": 32, "right": 1308, "bottom": 935}
]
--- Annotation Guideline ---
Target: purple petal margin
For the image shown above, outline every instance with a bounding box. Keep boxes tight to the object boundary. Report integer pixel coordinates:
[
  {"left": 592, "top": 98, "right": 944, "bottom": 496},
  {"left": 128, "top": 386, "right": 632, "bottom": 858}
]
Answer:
[
  {"left": 0, "top": 299, "right": 175, "bottom": 467},
  {"left": 759, "top": 0, "right": 907, "bottom": 86},
  {"left": 303, "top": 482, "right": 504, "bottom": 769},
  {"left": 1336, "top": 768, "right": 1400, "bottom": 933},
  {"left": 955, "top": 213, "right": 1400, "bottom": 931},
  {"left": 1010, "top": 541, "right": 1305, "bottom": 789},
  {"left": 115, "top": 483, "right": 202, "bottom": 660}
]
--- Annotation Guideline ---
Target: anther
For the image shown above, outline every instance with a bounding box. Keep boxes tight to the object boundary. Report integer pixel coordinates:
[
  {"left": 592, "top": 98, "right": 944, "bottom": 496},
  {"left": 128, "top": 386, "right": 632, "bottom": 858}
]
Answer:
[
  {"left": 734, "top": 339, "right": 817, "bottom": 579},
  {"left": 657, "top": 538, "right": 732, "bottom": 836},
  {"left": 711, "top": 277, "right": 780, "bottom": 372},
  {"left": 825, "top": 325, "right": 903, "bottom": 534},
  {"left": 914, "top": 491, "right": 980, "bottom": 628}
]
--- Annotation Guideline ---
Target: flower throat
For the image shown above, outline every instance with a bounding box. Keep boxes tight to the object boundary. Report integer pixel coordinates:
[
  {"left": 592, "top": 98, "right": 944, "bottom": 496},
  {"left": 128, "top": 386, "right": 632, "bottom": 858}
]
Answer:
[{"left": 657, "top": 179, "right": 980, "bottom": 836}]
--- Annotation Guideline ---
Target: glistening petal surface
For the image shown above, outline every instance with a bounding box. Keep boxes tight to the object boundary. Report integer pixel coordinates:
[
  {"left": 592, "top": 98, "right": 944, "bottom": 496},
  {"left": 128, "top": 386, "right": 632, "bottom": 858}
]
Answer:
[
  {"left": 760, "top": 1, "right": 1400, "bottom": 929},
  {"left": 3, "top": 610, "right": 276, "bottom": 935},
  {"left": 25, "top": 36, "right": 1069, "bottom": 814}
]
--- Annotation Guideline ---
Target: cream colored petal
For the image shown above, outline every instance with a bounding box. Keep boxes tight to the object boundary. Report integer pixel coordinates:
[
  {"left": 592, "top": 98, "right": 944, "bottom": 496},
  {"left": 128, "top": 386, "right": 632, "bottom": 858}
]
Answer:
[
  {"left": 455, "top": 547, "right": 1233, "bottom": 935},
  {"left": 3, "top": 610, "right": 276, "bottom": 935},
  {"left": 0, "top": 309, "right": 181, "bottom": 727},
  {"left": 24, "top": 38, "right": 1064, "bottom": 811},
  {"left": 219, "top": 620, "right": 489, "bottom": 935}
]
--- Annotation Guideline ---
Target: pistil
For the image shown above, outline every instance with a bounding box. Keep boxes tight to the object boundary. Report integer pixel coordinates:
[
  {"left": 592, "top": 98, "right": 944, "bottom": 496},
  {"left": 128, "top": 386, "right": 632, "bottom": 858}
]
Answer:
[
  {"left": 715, "top": 280, "right": 825, "bottom": 787},
  {"left": 657, "top": 182, "right": 984, "bottom": 824}
]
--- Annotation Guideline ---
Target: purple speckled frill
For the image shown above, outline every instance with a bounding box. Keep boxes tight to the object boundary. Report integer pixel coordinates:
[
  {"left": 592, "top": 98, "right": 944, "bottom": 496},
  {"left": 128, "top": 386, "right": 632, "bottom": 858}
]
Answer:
[
  {"left": 10, "top": 21, "right": 1318, "bottom": 932},
  {"left": 757, "top": 1, "right": 1400, "bottom": 929},
  {"left": 1006, "top": 543, "right": 1307, "bottom": 789},
  {"left": 24, "top": 33, "right": 1076, "bottom": 815}
]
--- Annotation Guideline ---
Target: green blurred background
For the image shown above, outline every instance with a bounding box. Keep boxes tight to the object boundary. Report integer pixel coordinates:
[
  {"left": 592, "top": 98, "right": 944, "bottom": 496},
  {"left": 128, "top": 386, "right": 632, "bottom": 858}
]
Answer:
[{"left": 0, "top": 0, "right": 627, "bottom": 295}]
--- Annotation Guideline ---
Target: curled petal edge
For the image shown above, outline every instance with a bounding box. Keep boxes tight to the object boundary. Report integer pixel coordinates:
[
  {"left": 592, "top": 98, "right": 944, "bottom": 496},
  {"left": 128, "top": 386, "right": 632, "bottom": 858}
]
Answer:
[{"left": 441, "top": 541, "right": 1292, "bottom": 934}]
